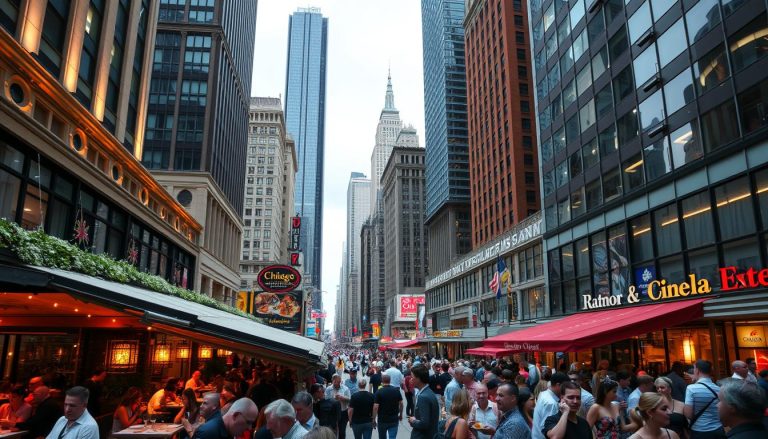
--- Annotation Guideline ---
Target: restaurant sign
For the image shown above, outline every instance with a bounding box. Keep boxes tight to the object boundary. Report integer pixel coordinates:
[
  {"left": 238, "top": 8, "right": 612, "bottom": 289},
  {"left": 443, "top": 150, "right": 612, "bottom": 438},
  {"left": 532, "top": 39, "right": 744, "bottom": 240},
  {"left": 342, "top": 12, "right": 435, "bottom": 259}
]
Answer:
[
  {"left": 736, "top": 325, "right": 767, "bottom": 347},
  {"left": 432, "top": 330, "right": 463, "bottom": 338},
  {"left": 257, "top": 265, "right": 302, "bottom": 292},
  {"left": 252, "top": 290, "right": 303, "bottom": 332},
  {"left": 583, "top": 265, "right": 761, "bottom": 311}
]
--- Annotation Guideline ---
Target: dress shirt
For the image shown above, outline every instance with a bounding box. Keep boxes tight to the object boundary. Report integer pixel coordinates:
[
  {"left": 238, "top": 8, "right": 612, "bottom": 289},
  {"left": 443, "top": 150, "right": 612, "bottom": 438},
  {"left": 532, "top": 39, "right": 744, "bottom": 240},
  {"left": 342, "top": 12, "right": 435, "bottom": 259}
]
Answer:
[
  {"left": 325, "top": 385, "right": 351, "bottom": 411},
  {"left": 532, "top": 389, "right": 559, "bottom": 439},
  {"left": 45, "top": 410, "right": 99, "bottom": 439},
  {"left": 495, "top": 408, "right": 531, "bottom": 439},
  {"left": 469, "top": 401, "right": 499, "bottom": 439},
  {"left": 283, "top": 421, "right": 308, "bottom": 439}
]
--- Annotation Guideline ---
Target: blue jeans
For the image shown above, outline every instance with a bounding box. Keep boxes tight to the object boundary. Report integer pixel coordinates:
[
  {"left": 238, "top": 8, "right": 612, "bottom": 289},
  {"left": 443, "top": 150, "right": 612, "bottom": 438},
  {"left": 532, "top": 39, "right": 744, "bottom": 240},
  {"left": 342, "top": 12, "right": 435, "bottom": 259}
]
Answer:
[
  {"left": 351, "top": 422, "right": 373, "bottom": 439},
  {"left": 376, "top": 422, "right": 398, "bottom": 439}
]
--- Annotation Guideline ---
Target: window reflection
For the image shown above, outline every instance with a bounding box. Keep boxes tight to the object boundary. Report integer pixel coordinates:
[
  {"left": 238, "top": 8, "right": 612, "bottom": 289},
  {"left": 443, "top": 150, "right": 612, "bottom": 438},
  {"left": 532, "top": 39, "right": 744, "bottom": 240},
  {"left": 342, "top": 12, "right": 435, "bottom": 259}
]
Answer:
[
  {"left": 630, "top": 214, "right": 653, "bottom": 262},
  {"left": 622, "top": 153, "right": 644, "bottom": 192},
  {"left": 628, "top": 1, "right": 652, "bottom": 44},
  {"left": 644, "top": 137, "right": 672, "bottom": 182},
  {"left": 654, "top": 204, "right": 681, "bottom": 256},
  {"left": 686, "top": 0, "right": 721, "bottom": 45},
  {"left": 681, "top": 191, "right": 716, "bottom": 248},
  {"left": 22, "top": 186, "right": 48, "bottom": 230},
  {"left": 633, "top": 43, "right": 658, "bottom": 88},
  {"left": 715, "top": 177, "right": 756, "bottom": 240},
  {"left": 657, "top": 19, "right": 686, "bottom": 68},
  {"left": 639, "top": 90, "right": 665, "bottom": 131},
  {"left": 728, "top": 13, "right": 768, "bottom": 72},
  {"left": 670, "top": 123, "right": 703, "bottom": 168},
  {"left": 693, "top": 44, "right": 730, "bottom": 94},
  {"left": 738, "top": 82, "right": 768, "bottom": 135},
  {"left": 664, "top": 68, "right": 695, "bottom": 116}
]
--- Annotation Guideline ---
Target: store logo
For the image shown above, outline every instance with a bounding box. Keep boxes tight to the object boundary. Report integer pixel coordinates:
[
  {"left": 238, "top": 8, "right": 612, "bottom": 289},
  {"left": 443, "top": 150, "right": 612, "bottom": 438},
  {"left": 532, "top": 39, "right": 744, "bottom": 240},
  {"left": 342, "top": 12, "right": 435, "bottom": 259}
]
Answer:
[
  {"left": 257, "top": 265, "right": 302, "bottom": 292},
  {"left": 719, "top": 266, "right": 768, "bottom": 291},
  {"left": 647, "top": 275, "right": 712, "bottom": 300}
]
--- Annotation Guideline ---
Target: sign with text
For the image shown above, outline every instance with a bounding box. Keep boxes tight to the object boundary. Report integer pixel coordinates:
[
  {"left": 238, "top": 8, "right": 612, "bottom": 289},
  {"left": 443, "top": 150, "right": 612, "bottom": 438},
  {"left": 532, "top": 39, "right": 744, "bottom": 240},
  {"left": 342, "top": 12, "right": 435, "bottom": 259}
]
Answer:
[
  {"left": 252, "top": 290, "right": 303, "bottom": 332},
  {"left": 257, "top": 265, "right": 302, "bottom": 292},
  {"left": 736, "top": 325, "right": 767, "bottom": 348},
  {"left": 397, "top": 295, "right": 425, "bottom": 321},
  {"left": 432, "top": 330, "right": 463, "bottom": 338},
  {"left": 289, "top": 217, "right": 301, "bottom": 251}
]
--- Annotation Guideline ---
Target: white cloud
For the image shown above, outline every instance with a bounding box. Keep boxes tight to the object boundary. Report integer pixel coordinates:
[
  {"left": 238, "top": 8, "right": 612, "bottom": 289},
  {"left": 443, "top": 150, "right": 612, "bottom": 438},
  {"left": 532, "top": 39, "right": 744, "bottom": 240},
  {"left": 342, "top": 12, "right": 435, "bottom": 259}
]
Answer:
[{"left": 251, "top": 1, "right": 426, "bottom": 332}]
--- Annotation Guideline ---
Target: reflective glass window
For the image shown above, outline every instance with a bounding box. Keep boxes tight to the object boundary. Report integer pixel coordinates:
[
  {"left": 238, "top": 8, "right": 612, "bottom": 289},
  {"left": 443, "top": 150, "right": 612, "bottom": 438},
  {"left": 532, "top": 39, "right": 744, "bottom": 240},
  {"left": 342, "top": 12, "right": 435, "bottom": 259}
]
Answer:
[
  {"left": 546, "top": 33, "right": 558, "bottom": 60},
  {"left": 563, "top": 79, "right": 577, "bottom": 109},
  {"left": 566, "top": 113, "right": 580, "bottom": 144},
  {"left": 548, "top": 63, "right": 561, "bottom": 92},
  {"left": 544, "top": 170, "right": 555, "bottom": 196},
  {"left": 605, "top": 0, "right": 624, "bottom": 23},
  {"left": 603, "top": 169, "right": 622, "bottom": 202},
  {"left": 556, "top": 160, "right": 569, "bottom": 187},
  {"left": 729, "top": 13, "right": 768, "bottom": 72},
  {"left": 630, "top": 214, "right": 653, "bottom": 262},
  {"left": 608, "top": 25, "right": 629, "bottom": 61},
  {"left": 715, "top": 177, "right": 756, "bottom": 240},
  {"left": 582, "top": 137, "right": 599, "bottom": 169},
  {"left": 0, "top": 168, "right": 20, "bottom": 221},
  {"left": 544, "top": 2, "right": 555, "bottom": 31},
  {"left": 701, "top": 100, "right": 739, "bottom": 151},
  {"left": 542, "top": 138, "right": 554, "bottom": 162},
  {"left": 650, "top": 0, "right": 674, "bottom": 19},
  {"left": 592, "top": 47, "right": 609, "bottom": 80},
  {"left": 570, "top": 0, "right": 585, "bottom": 26},
  {"left": 693, "top": 44, "right": 730, "bottom": 94},
  {"left": 686, "top": 0, "right": 721, "bottom": 45},
  {"left": 628, "top": 1, "right": 652, "bottom": 44},
  {"left": 559, "top": 197, "right": 571, "bottom": 224},
  {"left": 617, "top": 109, "right": 639, "bottom": 145},
  {"left": 664, "top": 68, "right": 695, "bottom": 116},
  {"left": 573, "top": 29, "right": 589, "bottom": 61},
  {"left": 588, "top": 8, "right": 606, "bottom": 42},
  {"left": 721, "top": 0, "right": 748, "bottom": 17},
  {"left": 657, "top": 19, "right": 687, "bottom": 68},
  {"left": 738, "top": 81, "right": 768, "bottom": 135},
  {"left": 561, "top": 47, "right": 575, "bottom": 74},
  {"left": 572, "top": 187, "right": 586, "bottom": 218},
  {"left": 554, "top": 127, "right": 566, "bottom": 154},
  {"left": 654, "top": 204, "right": 681, "bottom": 256},
  {"left": 755, "top": 169, "right": 768, "bottom": 229},
  {"left": 723, "top": 239, "right": 761, "bottom": 273},
  {"left": 580, "top": 99, "right": 596, "bottom": 132},
  {"left": 670, "top": 123, "right": 704, "bottom": 168},
  {"left": 639, "top": 90, "right": 665, "bottom": 131},
  {"left": 577, "top": 63, "right": 592, "bottom": 96},
  {"left": 557, "top": 16, "right": 571, "bottom": 46},
  {"left": 689, "top": 246, "right": 720, "bottom": 289},
  {"left": 592, "top": 232, "right": 610, "bottom": 297},
  {"left": 570, "top": 150, "right": 583, "bottom": 178},
  {"left": 586, "top": 179, "right": 603, "bottom": 209},
  {"left": 633, "top": 43, "right": 658, "bottom": 87},
  {"left": 622, "top": 153, "right": 644, "bottom": 192},
  {"left": 613, "top": 65, "right": 634, "bottom": 104},
  {"left": 576, "top": 237, "right": 590, "bottom": 277},
  {"left": 644, "top": 138, "right": 672, "bottom": 182},
  {"left": 599, "top": 124, "right": 618, "bottom": 156},
  {"left": 681, "top": 191, "right": 716, "bottom": 248},
  {"left": 596, "top": 84, "right": 613, "bottom": 119}
]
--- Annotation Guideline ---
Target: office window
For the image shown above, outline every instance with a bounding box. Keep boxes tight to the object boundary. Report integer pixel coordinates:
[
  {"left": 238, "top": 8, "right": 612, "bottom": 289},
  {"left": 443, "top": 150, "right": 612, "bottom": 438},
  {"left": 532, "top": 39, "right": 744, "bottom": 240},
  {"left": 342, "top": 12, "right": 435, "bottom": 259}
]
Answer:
[
  {"left": 576, "top": 64, "right": 592, "bottom": 97},
  {"left": 686, "top": 0, "right": 720, "bottom": 45},
  {"left": 573, "top": 29, "right": 589, "bottom": 61},
  {"left": 729, "top": 13, "right": 768, "bottom": 72},
  {"left": 701, "top": 100, "right": 739, "bottom": 152},
  {"left": 596, "top": 84, "right": 613, "bottom": 119},
  {"left": 680, "top": 191, "right": 716, "bottom": 249},
  {"left": 633, "top": 43, "right": 658, "bottom": 87},
  {"left": 608, "top": 25, "right": 629, "bottom": 61},
  {"left": 0, "top": 0, "right": 20, "bottom": 35},
  {"left": 38, "top": 0, "right": 72, "bottom": 77},
  {"left": 657, "top": 19, "right": 686, "bottom": 68},
  {"left": 664, "top": 68, "right": 695, "bottom": 117},
  {"left": 622, "top": 153, "right": 644, "bottom": 192},
  {"left": 599, "top": 124, "right": 618, "bottom": 157},
  {"left": 582, "top": 137, "right": 599, "bottom": 169},
  {"left": 670, "top": 123, "right": 703, "bottom": 168},
  {"left": 739, "top": 81, "right": 768, "bottom": 135},
  {"left": 603, "top": 169, "right": 622, "bottom": 202},
  {"left": 654, "top": 204, "right": 681, "bottom": 256},
  {"left": 716, "top": 177, "right": 756, "bottom": 240},
  {"left": 693, "top": 44, "right": 730, "bottom": 95},
  {"left": 628, "top": 1, "right": 652, "bottom": 44},
  {"left": 613, "top": 65, "right": 634, "bottom": 104},
  {"left": 75, "top": 0, "right": 105, "bottom": 107},
  {"left": 586, "top": 179, "right": 603, "bottom": 209},
  {"left": 617, "top": 110, "right": 639, "bottom": 145},
  {"left": 563, "top": 78, "right": 577, "bottom": 109},
  {"left": 639, "top": 90, "right": 665, "bottom": 131},
  {"left": 630, "top": 214, "right": 653, "bottom": 262},
  {"left": 644, "top": 138, "right": 672, "bottom": 182}
]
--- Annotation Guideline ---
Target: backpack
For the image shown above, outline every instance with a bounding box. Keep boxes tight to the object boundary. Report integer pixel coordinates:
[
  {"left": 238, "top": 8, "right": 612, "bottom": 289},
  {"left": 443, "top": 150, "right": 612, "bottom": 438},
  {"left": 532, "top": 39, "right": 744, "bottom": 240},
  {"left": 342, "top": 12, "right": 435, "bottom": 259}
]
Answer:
[{"left": 435, "top": 417, "right": 459, "bottom": 439}]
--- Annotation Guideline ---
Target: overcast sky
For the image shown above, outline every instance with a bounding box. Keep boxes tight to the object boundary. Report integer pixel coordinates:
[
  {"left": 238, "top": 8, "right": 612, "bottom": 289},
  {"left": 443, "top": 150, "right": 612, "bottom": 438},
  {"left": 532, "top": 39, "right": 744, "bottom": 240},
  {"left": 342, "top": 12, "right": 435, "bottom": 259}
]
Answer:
[{"left": 251, "top": 1, "right": 426, "bottom": 332}]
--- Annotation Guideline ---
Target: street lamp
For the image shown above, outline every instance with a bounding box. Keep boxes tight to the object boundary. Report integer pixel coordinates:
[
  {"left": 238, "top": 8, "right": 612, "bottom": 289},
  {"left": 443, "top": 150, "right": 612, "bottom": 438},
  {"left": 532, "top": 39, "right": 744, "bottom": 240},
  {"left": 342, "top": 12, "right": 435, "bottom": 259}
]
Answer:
[{"left": 480, "top": 301, "right": 495, "bottom": 340}]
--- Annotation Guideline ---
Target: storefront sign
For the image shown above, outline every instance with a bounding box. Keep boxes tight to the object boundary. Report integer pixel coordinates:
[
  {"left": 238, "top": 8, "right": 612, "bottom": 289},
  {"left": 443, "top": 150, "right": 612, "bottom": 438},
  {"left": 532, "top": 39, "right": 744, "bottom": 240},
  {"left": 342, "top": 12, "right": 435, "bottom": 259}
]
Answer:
[
  {"left": 503, "top": 342, "right": 540, "bottom": 351},
  {"left": 252, "top": 290, "right": 303, "bottom": 332},
  {"left": 289, "top": 217, "right": 301, "bottom": 251},
  {"left": 583, "top": 274, "right": 712, "bottom": 310},
  {"left": 426, "top": 213, "right": 542, "bottom": 289},
  {"left": 432, "top": 330, "right": 463, "bottom": 338},
  {"left": 736, "top": 326, "right": 767, "bottom": 347},
  {"left": 397, "top": 295, "right": 425, "bottom": 320},
  {"left": 257, "top": 265, "right": 302, "bottom": 292},
  {"left": 720, "top": 266, "right": 768, "bottom": 291}
]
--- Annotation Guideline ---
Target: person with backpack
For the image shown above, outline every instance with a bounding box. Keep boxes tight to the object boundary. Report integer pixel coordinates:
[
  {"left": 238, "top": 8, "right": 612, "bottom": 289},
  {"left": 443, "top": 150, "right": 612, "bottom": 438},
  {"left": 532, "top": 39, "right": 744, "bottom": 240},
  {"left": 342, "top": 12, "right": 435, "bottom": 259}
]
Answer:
[
  {"left": 683, "top": 360, "right": 725, "bottom": 439},
  {"left": 437, "top": 389, "right": 471, "bottom": 439}
]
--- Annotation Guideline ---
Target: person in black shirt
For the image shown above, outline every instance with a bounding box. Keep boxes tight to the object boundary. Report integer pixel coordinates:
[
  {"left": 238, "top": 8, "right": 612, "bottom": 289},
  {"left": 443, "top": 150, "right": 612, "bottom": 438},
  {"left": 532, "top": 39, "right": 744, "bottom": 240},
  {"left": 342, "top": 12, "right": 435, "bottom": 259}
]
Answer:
[
  {"left": 83, "top": 368, "right": 107, "bottom": 416},
  {"left": 348, "top": 379, "right": 374, "bottom": 439},
  {"left": 311, "top": 384, "right": 340, "bottom": 434},
  {"left": 373, "top": 374, "right": 402, "bottom": 439},
  {"left": 542, "top": 381, "right": 592, "bottom": 439},
  {"left": 368, "top": 367, "right": 382, "bottom": 394}
]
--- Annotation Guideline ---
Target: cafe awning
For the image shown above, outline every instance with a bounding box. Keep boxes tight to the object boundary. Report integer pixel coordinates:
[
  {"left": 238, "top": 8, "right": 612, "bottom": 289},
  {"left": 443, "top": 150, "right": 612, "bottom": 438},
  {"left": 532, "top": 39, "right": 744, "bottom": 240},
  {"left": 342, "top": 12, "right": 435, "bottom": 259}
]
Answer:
[
  {"left": 464, "top": 346, "right": 513, "bottom": 357},
  {"left": 387, "top": 338, "right": 424, "bottom": 349},
  {"left": 0, "top": 263, "right": 325, "bottom": 365},
  {"left": 483, "top": 299, "right": 708, "bottom": 352}
]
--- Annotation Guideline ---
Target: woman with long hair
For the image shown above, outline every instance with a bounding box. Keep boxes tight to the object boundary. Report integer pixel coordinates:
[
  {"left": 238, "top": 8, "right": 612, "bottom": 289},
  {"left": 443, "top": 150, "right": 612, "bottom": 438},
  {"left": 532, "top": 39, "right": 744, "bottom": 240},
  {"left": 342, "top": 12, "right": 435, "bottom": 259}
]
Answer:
[
  {"left": 174, "top": 388, "right": 200, "bottom": 425},
  {"left": 441, "top": 388, "right": 472, "bottom": 439},
  {"left": 111, "top": 387, "right": 146, "bottom": 435},
  {"left": 628, "top": 392, "right": 680, "bottom": 439},
  {"left": 654, "top": 377, "right": 687, "bottom": 439},
  {"left": 586, "top": 378, "right": 638, "bottom": 438},
  {"left": 516, "top": 388, "right": 535, "bottom": 428}
]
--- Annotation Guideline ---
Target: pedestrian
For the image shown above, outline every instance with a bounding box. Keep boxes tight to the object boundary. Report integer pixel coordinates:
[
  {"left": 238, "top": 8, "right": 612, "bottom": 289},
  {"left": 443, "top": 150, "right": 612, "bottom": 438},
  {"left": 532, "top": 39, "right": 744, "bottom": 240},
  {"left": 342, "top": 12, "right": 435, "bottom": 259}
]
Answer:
[
  {"left": 404, "top": 369, "right": 415, "bottom": 417},
  {"left": 586, "top": 377, "right": 638, "bottom": 438},
  {"left": 627, "top": 392, "right": 680, "bottom": 439},
  {"left": 292, "top": 391, "right": 318, "bottom": 431},
  {"left": 684, "top": 360, "right": 724, "bottom": 439},
  {"left": 517, "top": 388, "right": 535, "bottom": 428},
  {"left": 493, "top": 383, "right": 531, "bottom": 438},
  {"left": 264, "top": 399, "right": 307, "bottom": 439},
  {"left": 716, "top": 380, "right": 767, "bottom": 438},
  {"left": 311, "top": 384, "right": 340, "bottom": 434},
  {"left": 325, "top": 374, "right": 351, "bottom": 439},
  {"left": 384, "top": 361, "right": 404, "bottom": 391},
  {"left": 666, "top": 362, "right": 688, "bottom": 402},
  {"left": 45, "top": 386, "right": 98, "bottom": 439},
  {"left": 468, "top": 384, "right": 498, "bottom": 439},
  {"left": 532, "top": 372, "right": 569, "bottom": 439},
  {"left": 348, "top": 379, "right": 374, "bottom": 439},
  {"left": 439, "top": 388, "right": 472, "bottom": 439},
  {"left": 408, "top": 364, "right": 439, "bottom": 439},
  {"left": 444, "top": 366, "right": 464, "bottom": 416},
  {"left": 372, "top": 373, "right": 402, "bottom": 439},
  {"left": 82, "top": 369, "right": 107, "bottom": 417},
  {"left": 628, "top": 375, "right": 655, "bottom": 410},
  {"left": 345, "top": 369, "right": 360, "bottom": 396},
  {"left": 542, "top": 381, "right": 592, "bottom": 439},
  {"left": 655, "top": 376, "right": 687, "bottom": 439},
  {"left": 15, "top": 386, "right": 62, "bottom": 439}
]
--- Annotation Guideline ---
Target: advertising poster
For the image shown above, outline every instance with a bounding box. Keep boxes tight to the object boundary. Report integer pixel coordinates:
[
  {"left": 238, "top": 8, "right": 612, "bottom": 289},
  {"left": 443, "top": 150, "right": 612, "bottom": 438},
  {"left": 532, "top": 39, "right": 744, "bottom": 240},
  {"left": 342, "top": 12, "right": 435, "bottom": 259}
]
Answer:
[
  {"left": 398, "top": 295, "right": 426, "bottom": 320},
  {"left": 371, "top": 321, "right": 381, "bottom": 338},
  {"left": 252, "top": 290, "right": 303, "bottom": 332},
  {"left": 305, "top": 320, "right": 317, "bottom": 337},
  {"left": 634, "top": 266, "right": 656, "bottom": 298}
]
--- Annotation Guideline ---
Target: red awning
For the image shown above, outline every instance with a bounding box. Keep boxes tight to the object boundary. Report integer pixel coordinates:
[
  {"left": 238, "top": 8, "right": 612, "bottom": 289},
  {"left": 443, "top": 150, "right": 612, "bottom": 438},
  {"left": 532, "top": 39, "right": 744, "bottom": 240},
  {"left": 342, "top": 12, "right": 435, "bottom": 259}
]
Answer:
[
  {"left": 483, "top": 299, "right": 707, "bottom": 352},
  {"left": 388, "top": 339, "right": 423, "bottom": 349},
  {"left": 465, "top": 347, "right": 513, "bottom": 357}
]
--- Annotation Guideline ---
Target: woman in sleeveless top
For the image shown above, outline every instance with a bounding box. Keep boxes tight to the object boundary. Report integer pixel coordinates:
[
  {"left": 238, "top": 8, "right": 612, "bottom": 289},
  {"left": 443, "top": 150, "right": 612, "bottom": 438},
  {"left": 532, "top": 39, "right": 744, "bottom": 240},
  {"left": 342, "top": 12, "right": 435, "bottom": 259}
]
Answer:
[
  {"left": 587, "top": 378, "right": 639, "bottom": 438},
  {"left": 654, "top": 377, "right": 687, "bottom": 439},
  {"left": 628, "top": 392, "right": 680, "bottom": 439},
  {"left": 111, "top": 387, "right": 146, "bottom": 435},
  {"left": 174, "top": 388, "right": 201, "bottom": 438},
  {"left": 443, "top": 389, "right": 471, "bottom": 439}
]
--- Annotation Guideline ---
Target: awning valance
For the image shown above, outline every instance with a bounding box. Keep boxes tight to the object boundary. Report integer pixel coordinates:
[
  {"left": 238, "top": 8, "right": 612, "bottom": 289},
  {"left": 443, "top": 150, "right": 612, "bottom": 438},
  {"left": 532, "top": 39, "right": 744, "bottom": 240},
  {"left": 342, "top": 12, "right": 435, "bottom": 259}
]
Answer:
[
  {"left": 483, "top": 299, "right": 707, "bottom": 352},
  {"left": 464, "top": 346, "right": 513, "bottom": 357},
  {"left": 387, "top": 338, "right": 424, "bottom": 349}
]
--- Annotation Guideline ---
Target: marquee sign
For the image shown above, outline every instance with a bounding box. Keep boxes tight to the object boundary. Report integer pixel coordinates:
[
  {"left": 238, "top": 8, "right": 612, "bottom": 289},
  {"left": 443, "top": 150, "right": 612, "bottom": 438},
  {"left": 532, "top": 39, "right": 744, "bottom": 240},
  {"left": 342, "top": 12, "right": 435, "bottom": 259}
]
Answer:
[
  {"left": 432, "top": 330, "right": 463, "bottom": 338},
  {"left": 257, "top": 265, "right": 302, "bottom": 292}
]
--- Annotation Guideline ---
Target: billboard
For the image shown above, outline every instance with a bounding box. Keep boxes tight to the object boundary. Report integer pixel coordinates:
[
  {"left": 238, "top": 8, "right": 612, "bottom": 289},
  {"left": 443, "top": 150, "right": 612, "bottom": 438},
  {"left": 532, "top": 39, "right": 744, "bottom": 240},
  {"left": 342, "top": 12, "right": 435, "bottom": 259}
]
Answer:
[
  {"left": 257, "top": 265, "right": 302, "bottom": 292},
  {"left": 252, "top": 290, "right": 303, "bottom": 332},
  {"left": 396, "top": 294, "right": 425, "bottom": 321}
]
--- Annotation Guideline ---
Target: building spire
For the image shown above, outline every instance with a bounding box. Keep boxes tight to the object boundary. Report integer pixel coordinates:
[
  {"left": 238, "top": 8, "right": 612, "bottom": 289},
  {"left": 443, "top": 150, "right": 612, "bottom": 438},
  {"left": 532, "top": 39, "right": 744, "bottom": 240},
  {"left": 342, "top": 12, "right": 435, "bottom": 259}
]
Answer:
[{"left": 384, "top": 69, "right": 396, "bottom": 111}]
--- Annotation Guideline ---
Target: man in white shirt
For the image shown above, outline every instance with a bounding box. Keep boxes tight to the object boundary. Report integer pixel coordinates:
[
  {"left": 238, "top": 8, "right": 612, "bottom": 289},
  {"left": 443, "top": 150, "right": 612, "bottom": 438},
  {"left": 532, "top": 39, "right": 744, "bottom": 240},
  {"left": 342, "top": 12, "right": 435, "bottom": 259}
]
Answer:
[
  {"left": 384, "top": 360, "right": 405, "bottom": 390},
  {"left": 627, "top": 375, "right": 655, "bottom": 410},
  {"left": 468, "top": 384, "right": 499, "bottom": 439},
  {"left": 729, "top": 360, "right": 757, "bottom": 383},
  {"left": 265, "top": 399, "right": 307, "bottom": 439},
  {"left": 46, "top": 386, "right": 98, "bottom": 439},
  {"left": 532, "top": 372, "right": 568, "bottom": 439}
]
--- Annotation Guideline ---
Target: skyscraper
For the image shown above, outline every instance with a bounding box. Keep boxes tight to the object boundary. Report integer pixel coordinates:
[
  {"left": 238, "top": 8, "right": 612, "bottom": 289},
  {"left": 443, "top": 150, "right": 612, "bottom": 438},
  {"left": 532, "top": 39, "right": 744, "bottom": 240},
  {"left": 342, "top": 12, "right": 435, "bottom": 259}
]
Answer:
[
  {"left": 285, "top": 7, "right": 328, "bottom": 304},
  {"left": 465, "top": 0, "right": 539, "bottom": 247},
  {"left": 421, "top": 0, "right": 472, "bottom": 274},
  {"left": 343, "top": 172, "right": 371, "bottom": 336}
]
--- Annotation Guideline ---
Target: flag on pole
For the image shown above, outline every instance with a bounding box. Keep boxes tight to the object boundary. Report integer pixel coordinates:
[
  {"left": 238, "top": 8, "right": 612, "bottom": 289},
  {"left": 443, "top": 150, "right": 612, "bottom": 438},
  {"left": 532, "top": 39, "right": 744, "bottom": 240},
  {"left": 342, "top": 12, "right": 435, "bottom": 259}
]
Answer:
[
  {"left": 496, "top": 256, "right": 509, "bottom": 300},
  {"left": 488, "top": 270, "right": 500, "bottom": 298}
]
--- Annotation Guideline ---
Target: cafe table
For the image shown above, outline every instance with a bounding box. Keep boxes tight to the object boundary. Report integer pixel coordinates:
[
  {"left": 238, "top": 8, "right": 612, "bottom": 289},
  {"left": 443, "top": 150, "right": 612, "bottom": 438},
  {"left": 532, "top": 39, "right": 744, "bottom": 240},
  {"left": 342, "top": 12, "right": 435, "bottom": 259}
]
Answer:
[
  {"left": 112, "top": 423, "right": 184, "bottom": 438},
  {"left": 0, "top": 430, "right": 28, "bottom": 439}
]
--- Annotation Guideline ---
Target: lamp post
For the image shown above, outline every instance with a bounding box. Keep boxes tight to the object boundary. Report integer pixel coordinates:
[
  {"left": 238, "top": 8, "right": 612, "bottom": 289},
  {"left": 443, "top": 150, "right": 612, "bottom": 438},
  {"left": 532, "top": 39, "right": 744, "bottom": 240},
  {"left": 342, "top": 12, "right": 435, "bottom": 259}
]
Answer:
[{"left": 480, "top": 301, "right": 495, "bottom": 340}]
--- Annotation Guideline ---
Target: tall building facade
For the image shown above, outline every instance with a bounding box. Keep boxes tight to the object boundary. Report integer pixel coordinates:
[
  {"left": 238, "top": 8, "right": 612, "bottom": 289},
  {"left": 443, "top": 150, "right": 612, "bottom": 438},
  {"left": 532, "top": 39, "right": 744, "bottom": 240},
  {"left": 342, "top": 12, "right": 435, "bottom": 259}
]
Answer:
[
  {"left": 285, "top": 7, "right": 328, "bottom": 305},
  {"left": 240, "top": 97, "right": 298, "bottom": 292},
  {"left": 142, "top": 0, "right": 257, "bottom": 304},
  {"left": 465, "top": 0, "right": 539, "bottom": 247},
  {"left": 359, "top": 219, "right": 375, "bottom": 337},
  {"left": 343, "top": 172, "right": 371, "bottom": 336},
  {"left": 382, "top": 146, "right": 429, "bottom": 338},
  {"left": 0, "top": 0, "right": 201, "bottom": 287},
  {"left": 421, "top": 0, "right": 473, "bottom": 275},
  {"left": 533, "top": 0, "right": 768, "bottom": 317}
]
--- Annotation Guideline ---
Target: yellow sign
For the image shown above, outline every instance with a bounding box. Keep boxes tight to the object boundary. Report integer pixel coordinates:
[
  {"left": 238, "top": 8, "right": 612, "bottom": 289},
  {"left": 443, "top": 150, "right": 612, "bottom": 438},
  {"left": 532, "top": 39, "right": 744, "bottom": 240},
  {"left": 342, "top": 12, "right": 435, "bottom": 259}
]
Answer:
[
  {"left": 736, "top": 326, "right": 767, "bottom": 348},
  {"left": 433, "top": 330, "right": 463, "bottom": 338},
  {"left": 236, "top": 291, "right": 250, "bottom": 312}
]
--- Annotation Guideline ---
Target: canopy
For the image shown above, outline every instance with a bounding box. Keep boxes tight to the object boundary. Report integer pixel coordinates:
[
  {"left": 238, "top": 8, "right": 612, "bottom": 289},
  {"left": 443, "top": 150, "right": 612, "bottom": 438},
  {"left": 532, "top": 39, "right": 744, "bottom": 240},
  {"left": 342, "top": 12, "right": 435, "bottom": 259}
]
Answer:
[
  {"left": 464, "top": 346, "right": 513, "bottom": 357},
  {"left": 387, "top": 338, "right": 423, "bottom": 349},
  {"left": 483, "top": 299, "right": 707, "bottom": 352}
]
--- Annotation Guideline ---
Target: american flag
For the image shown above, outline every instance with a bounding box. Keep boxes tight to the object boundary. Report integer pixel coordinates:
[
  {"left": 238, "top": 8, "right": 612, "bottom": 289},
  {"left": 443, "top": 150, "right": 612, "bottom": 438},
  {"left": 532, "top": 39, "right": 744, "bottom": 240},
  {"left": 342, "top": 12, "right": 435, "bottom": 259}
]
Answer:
[{"left": 488, "top": 271, "right": 500, "bottom": 295}]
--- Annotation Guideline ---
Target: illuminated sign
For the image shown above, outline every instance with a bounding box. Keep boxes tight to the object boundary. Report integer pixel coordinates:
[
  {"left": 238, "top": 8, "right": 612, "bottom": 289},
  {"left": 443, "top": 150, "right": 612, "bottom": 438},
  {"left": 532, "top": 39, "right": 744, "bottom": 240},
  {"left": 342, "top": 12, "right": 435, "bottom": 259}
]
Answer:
[
  {"left": 432, "top": 330, "right": 463, "bottom": 338},
  {"left": 736, "top": 326, "right": 767, "bottom": 348},
  {"left": 290, "top": 217, "right": 301, "bottom": 250},
  {"left": 397, "top": 295, "right": 426, "bottom": 320},
  {"left": 720, "top": 266, "right": 768, "bottom": 291},
  {"left": 257, "top": 265, "right": 302, "bottom": 292},
  {"left": 583, "top": 274, "right": 712, "bottom": 310}
]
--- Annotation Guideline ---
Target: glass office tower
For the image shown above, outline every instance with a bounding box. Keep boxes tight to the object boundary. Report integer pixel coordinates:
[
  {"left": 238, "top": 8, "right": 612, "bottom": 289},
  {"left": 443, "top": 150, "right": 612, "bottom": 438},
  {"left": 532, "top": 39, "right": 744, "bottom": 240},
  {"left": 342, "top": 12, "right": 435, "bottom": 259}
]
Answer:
[
  {"left": 285, "top": 7, "right": 328, "bottom": 300},
  {"left": 532, "top": 0, "right": 768, "bottom": 316},
  {"left": 421, "top": 0, "right": 472, "bottom": 273}
]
